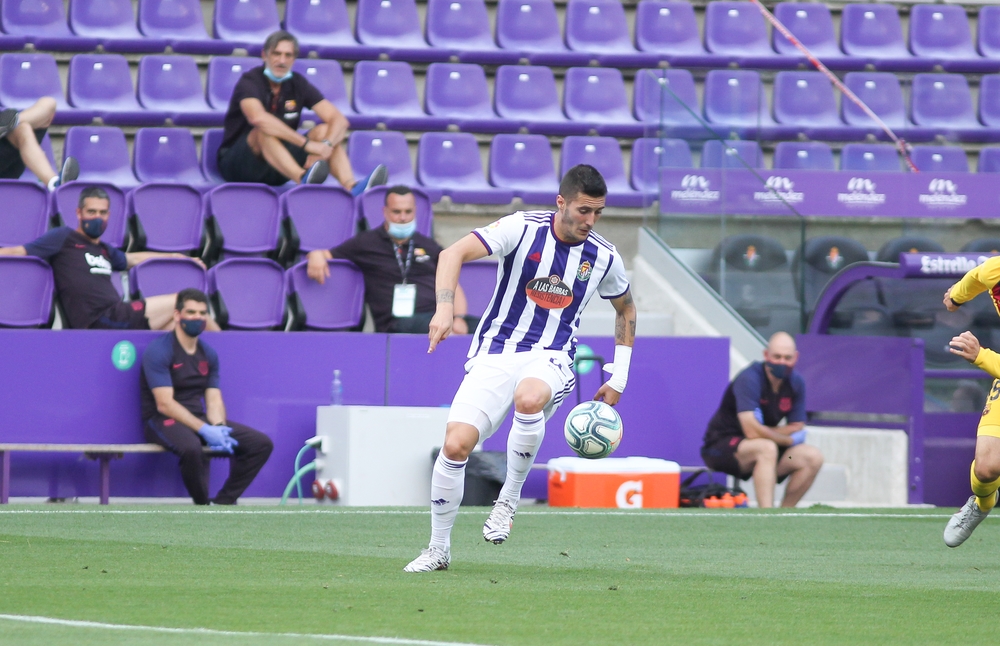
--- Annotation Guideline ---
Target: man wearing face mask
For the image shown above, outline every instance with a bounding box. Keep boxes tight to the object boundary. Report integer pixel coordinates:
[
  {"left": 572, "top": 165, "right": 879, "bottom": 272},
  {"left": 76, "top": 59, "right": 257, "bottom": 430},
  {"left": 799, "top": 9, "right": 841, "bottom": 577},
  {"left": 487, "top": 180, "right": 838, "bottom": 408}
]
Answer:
[
  {"left": 700, "top": 331, "right": 823, "bottom": 508},
  {"left": 140, "top": 289, "right": 273, "bottom": 505},
  {"left": 217, "top": 29, "right": 387, "bottom": 194},
  {"left": 305, "top": 185, "right": 476, "bottom": 334},
  {"left": 0, "top": 186, "right": 215, "bottom": 331}
]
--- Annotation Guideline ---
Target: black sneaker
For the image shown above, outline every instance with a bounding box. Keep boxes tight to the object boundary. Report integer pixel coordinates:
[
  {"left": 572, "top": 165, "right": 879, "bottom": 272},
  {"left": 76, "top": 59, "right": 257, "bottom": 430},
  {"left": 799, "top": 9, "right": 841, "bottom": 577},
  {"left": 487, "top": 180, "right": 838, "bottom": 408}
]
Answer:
[
  {"left": 303, "top": 160, "right": 330, "bottom": 185},
  {"left": 0, "top": 108, "right": 19, "bottom": 140},
  {"left": 59, "top": 156, "right": 79, "bottom": 186},
  {"left": 351, "top": 164, "right": 388, "bottom": 196}
]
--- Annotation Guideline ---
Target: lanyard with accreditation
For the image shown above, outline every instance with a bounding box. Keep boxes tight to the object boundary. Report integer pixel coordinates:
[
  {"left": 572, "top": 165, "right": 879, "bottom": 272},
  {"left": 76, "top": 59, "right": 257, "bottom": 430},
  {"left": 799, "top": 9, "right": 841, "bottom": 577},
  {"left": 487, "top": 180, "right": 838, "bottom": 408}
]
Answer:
[{"left": 392, "top": 238, "right": 416, "bottom": 318}]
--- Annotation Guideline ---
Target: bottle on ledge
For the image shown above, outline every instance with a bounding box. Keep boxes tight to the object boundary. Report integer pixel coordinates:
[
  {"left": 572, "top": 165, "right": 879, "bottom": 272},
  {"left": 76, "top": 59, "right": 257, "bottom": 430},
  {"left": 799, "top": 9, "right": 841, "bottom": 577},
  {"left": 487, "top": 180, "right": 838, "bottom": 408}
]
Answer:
[{"left": 331, "top": 369, "right": 343, "bottom": 406}]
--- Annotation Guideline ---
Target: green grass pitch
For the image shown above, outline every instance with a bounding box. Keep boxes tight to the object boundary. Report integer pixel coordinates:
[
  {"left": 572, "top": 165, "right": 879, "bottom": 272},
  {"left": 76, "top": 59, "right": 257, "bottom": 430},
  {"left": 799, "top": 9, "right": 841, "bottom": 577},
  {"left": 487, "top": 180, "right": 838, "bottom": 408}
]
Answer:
[{"left": 0, "top": 505, "right": 992, "bottom": 645}]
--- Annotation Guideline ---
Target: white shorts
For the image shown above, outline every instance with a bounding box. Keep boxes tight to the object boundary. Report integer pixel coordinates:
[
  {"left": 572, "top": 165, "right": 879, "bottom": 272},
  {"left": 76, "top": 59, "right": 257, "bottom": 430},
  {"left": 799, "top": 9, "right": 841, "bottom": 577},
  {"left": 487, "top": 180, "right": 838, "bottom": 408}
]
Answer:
[{"left": 447, "top": 351, "right": 577, "bottom": 441}]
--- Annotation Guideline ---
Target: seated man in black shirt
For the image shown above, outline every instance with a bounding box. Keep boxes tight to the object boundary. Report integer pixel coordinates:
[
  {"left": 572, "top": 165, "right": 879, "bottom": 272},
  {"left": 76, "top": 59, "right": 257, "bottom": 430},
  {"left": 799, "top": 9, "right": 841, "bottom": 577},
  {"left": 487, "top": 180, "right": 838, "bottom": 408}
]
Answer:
[
  {"left": 700, "top": 332, "right": 823, "bottom": 508},
  {"left": 218, "top": 30, "right": 387, "bottom": 195},
  {"left": 0, "top": 99, "right": 78, "bottom": 190},
  {"left": 0, "top": 186, "right": 218, "bottom": 331},
  {"left": 141, "top": 289, "right": 273, "bottom": 505},
  {"left": 305, "top": 185, "right": 476, "bottom": 334}
]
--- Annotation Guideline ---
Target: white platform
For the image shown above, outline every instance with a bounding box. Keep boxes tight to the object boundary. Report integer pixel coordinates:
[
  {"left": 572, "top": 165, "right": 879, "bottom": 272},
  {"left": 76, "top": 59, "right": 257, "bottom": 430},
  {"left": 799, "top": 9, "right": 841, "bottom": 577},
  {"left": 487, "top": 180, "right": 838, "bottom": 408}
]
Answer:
[{"left": 314, "top": 406, "right": 449, "bottom": 506}]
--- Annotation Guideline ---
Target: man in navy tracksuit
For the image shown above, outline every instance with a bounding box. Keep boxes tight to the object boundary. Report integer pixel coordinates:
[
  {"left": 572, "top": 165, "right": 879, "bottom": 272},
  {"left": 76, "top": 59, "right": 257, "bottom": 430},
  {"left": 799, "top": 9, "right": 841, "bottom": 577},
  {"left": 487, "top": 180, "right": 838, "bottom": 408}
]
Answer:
[{"left": 140, "top": 289, "right": 272, "bottom": 505}]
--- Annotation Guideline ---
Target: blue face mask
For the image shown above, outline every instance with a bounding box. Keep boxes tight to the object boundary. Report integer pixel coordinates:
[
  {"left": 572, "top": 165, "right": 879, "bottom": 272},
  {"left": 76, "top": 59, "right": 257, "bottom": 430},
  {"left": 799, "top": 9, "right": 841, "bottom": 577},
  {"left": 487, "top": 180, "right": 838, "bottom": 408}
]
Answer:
[
  {"left": 80, "top": 217, "right": 106, "bottom": 239},
  {"left": 387, "top": 220, "right": 416, "bottom": 240},
  {"left": 766, "top": 361, "right": 790, "bottom": 380},
  {"left": 180, "top": 318, "right": 206, "bottom": 337},
  {"left": 263, "top": 67, "right": 293, "bottom": 83}
]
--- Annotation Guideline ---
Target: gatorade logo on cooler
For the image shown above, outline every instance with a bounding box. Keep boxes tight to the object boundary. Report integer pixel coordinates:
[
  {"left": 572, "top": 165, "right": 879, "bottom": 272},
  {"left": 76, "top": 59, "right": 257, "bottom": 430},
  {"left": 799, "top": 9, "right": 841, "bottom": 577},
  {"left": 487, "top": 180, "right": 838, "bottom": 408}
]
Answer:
[
  {"left": 525, "top": 275, "right": 573, "bottom": 309},
  {"left": 616, "top": 480, "right": 643, "bottom": 508}
]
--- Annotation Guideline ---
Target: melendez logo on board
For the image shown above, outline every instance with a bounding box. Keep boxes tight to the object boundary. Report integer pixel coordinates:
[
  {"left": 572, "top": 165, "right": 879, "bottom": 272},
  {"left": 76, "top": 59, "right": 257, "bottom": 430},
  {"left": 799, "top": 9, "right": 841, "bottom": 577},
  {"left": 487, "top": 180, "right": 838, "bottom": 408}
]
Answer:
[
  {"left": 837, "top": 177, "right": 886, "bottom": 205},
  {"left": 754, "top": 176, "right": 803, "bottom": 204},
  {"left": 918, "top": 179, "right": 967, "bottom": 207},
  {"left": 670, "top": 175, "right": 720, "bottom": 202}
]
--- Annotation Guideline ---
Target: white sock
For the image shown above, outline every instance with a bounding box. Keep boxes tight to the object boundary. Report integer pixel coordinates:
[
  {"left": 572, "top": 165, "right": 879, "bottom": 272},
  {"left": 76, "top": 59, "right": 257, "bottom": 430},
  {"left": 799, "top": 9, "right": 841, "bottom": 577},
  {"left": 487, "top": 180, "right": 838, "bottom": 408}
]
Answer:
[
  {"left": 429, "top": 453, "right": 466, "bottom": 551},
  {"left": 47, "top": 175, "right": 58, "bottom": 191},
  {"left": 498, "top": 410, "right": 545, "bottom": 505}
]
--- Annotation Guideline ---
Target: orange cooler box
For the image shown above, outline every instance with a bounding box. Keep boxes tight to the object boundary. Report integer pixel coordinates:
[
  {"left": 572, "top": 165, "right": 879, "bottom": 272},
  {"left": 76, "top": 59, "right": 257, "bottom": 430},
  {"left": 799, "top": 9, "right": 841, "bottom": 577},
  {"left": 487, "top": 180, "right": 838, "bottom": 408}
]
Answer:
[{"left": 547, "top": 457, "right": 680, "bottom": 508}]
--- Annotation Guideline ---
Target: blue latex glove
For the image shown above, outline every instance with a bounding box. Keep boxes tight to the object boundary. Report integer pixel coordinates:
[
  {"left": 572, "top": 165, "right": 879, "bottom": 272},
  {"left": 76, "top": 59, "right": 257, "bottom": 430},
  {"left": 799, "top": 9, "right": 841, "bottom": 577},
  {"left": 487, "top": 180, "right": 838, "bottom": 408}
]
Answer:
[
  {"left": 753, "top": 408, "right": 764, "bottom": 424},
  {"left": 790, "top": 430, "right": 806, "bottom": 446},
  {"left": 198, "top": 424, "right": 238, "bottom": 454}
]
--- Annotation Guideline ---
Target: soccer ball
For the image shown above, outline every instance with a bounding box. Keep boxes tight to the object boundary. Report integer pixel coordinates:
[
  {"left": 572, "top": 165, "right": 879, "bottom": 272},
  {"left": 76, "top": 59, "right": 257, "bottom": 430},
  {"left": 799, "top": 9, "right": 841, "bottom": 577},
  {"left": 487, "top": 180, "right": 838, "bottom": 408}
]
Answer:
[{"left": 563, "top": 401, "right": 623, "bottom": 459}]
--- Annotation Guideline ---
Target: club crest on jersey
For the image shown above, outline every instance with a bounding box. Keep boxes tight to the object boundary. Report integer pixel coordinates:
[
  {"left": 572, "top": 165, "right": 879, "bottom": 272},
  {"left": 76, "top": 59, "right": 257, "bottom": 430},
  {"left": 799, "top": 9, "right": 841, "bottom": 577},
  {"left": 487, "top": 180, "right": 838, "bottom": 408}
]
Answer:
[
  {"left": 526, "top": 274, "right": 573, "bottom": 309},
  {"left": 198, "top": 361, "right": 209, "bottom": 376},
  {"left": 577, "top": 261, "right": 592, "bottom": 282}
]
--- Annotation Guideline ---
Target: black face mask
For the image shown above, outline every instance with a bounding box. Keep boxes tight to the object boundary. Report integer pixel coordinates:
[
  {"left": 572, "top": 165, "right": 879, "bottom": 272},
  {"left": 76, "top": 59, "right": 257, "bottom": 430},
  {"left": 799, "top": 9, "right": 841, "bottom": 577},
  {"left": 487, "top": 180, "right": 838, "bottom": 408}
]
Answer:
[
  {"left": 81, "top": 217, "right": 106, "bottom": 238},
  {"left": 766, "top": 361, "right": 790, "bottom": 380},
  {"left": 179, "top": 318, "right": 206, "bottom": 337}
]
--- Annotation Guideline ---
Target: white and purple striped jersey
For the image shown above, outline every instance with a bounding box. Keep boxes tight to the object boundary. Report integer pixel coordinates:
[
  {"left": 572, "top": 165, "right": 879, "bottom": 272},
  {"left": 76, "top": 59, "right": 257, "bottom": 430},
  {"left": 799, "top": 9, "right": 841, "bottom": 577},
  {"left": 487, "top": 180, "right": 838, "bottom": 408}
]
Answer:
[{"left": 468, "top": 211, "right": 630, "bottom": 358}]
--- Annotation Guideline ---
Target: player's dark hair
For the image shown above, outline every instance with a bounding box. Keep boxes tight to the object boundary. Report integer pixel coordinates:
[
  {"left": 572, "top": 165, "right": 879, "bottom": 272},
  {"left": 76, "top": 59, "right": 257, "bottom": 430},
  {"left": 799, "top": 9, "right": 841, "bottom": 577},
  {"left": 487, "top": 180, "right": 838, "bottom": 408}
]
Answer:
[
  {"left": 384, "top": 185, "right": 413, "bottom": 205},
  {"left": 559, "top": 164, "right": 607, "bottom": 203},
  {"left": 175, "top": 288, "right": 209, "bottom": 312},
  {"left": 77, "top": 186, "right": 110, "bottom": 209},
  {"left": 263, "top": 30, "right": 299, "bottom": 58}
]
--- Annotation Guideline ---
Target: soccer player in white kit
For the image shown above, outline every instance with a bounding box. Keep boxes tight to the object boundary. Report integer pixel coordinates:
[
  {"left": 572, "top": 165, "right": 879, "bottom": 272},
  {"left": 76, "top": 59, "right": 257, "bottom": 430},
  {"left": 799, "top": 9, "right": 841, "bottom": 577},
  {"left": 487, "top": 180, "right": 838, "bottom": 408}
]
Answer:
[{"left": 404, "top": 164, "right": 637, "bottom": 572}]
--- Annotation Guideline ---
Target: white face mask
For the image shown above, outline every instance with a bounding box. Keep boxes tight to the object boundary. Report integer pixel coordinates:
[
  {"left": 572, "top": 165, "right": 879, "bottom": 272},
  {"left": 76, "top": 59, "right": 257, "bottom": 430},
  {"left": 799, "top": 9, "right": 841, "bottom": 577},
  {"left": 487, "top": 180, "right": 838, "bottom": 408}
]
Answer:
[
  {"left": 263, "top": 67, "right": 293, "bottom": 83},
  {"left": 387, "top": 220, "right": 416, "bottom": 239}
]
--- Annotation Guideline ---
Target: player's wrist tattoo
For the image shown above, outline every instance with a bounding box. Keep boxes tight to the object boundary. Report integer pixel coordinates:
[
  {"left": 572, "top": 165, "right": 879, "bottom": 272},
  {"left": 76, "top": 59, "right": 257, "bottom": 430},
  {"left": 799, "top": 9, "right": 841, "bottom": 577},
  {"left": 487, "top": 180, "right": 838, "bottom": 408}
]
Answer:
[{"left": 436, "top": 289, "right": 455, "bottom": 304}]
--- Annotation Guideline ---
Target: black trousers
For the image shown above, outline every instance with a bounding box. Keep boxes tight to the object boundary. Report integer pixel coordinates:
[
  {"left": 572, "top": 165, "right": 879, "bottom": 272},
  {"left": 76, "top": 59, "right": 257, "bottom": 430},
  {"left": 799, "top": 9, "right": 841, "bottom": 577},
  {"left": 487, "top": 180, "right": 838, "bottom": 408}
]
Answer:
[{"left": 144, "top": 417, "right": 273, "bottom": 505}]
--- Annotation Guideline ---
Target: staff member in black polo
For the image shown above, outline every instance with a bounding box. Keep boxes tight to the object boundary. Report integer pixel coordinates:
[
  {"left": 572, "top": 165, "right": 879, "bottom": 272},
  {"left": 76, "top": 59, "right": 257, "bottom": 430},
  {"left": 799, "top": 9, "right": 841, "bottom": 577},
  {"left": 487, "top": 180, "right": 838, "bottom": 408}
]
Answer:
[
  {"left": 218, "top": 29, "right": 387, "bottom": 194},
  {"left": 305, "top": 185, "right": 476, "bottom": 334},
  {"left": 140, "top": 289, "right": 273, "bottom": 505}
]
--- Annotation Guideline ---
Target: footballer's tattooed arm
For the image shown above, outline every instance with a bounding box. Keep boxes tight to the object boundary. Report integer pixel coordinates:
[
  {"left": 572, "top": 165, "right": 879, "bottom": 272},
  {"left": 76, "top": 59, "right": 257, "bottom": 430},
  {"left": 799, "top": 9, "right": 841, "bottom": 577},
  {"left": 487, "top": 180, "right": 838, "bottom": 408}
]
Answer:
[
  {"left": 612, "top": 289, "right": 636, "bottom": 348},
  {"left": 436, "top": 289, "right": 454, "bottom": 304}
]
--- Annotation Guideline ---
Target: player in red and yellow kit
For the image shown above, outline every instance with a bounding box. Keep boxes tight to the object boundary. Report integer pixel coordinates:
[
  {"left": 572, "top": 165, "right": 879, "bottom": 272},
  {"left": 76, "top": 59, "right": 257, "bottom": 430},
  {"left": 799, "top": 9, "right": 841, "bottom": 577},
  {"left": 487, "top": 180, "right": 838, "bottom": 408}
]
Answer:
[{"left": 943, "top": 256, "right": 1000, "bottom": 546}]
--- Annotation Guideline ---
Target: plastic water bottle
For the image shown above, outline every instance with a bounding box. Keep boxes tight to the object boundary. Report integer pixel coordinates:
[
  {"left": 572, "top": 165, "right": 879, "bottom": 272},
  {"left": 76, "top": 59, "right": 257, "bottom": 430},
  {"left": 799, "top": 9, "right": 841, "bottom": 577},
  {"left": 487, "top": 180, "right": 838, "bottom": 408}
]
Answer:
[{"left": 331, "top": 369, "right": 343, "bottom": 406}]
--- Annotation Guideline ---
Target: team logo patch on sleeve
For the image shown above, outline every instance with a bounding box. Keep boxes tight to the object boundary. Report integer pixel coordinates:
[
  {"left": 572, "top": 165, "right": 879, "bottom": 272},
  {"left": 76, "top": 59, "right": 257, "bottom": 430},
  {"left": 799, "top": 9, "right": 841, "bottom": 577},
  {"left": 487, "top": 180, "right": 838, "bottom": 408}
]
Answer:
[
  {"left": 526, "top": 274, "right": 573, "bottom": 309},
  {"left": 577, "top": 261, "right": 592, "bottom": 282}
]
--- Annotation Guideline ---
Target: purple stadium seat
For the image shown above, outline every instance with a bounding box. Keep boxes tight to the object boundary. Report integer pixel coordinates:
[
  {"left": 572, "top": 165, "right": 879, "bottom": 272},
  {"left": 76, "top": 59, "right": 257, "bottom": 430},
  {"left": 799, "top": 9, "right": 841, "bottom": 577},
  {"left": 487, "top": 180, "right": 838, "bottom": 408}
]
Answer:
[
  {"left": 494, "top": 65, "right": 589, "bottom": 136},
  {"left": 630, "top": 138, "right": 693, "bottom": 195},
  {"left": 348, "top": 131, "right": 417, "bottom": 188},
  {"left": 910, "top": 5, "right": 991, "bottom": 73},
  {"left": 980, "top": 7, "right": 1000, "bottom": 60},
  {"left": 0, "top": 180, "right": 49, "bottom": 246},
  {"left": 201, "top": 128, "right": 225, "bottom": 185},
  {"left": 772, "top": 3, "right": 852, "bottom": 69},
  {"left": 69, "top": 0, "right": 169, "bottom": 53},
  {"left": 0, "top": 53, "right": 94, "bottom": 125},
  {"left": 357, "top": 186, "right": 433, "bottom": 234},
  {"left": 842, "top": 72, "right": 906, "bottom": 132},
  {"left": 703, "top": 70, "right": 778, "bottom": 139},
  {"left": 704, "top": 2, "right": 793, "bottom": 68},
  {"left": 128, "top": 257, "right": 207, "bottom": 300},
  {"left": 425, "top": 63, "right": 515, "bottom": 133},
  {"left": 18, "top": 133, "right": 57, "bottom": 183},
  {"left": 910, "top": 73, "right": 984, "bottom": 142},
  {"left": 632, "top": 69, "right": 703, "bottom": 138},
  {"left": 206, "top": 56, "right": 260, "bottom": 112},
  {"left": 138, "top": 55, "right": 219, "bottom": 126},
  {"left": 773, "top": 71, "right": 859, "bottom": 140},
  {"left": 561, "top": 136, "right": 643, "bottom": 207},
  {"left": 127, "top": 183, "right": 204, "bottom": 253},
  {"left": 700, "top": 140, "right": 763, "bottom": 169},
  {"left": 426, "top": 0, "right": 519, "bottom": 65},
  {"left": 563, "top": 67, "right": 643, "bottom": 138},
  {"left": 355, "top": 0, "right": 447, "bottom": 62},
  {"left": 0, "top": 256, "right": 54, "bottom": 327},
  {"left": 212, "top": 0, "right": 279, "bottom": 53},
  {"left": 207, "top": 258, "right": 286, "bottom": 329},
  {"left": 286, "top": 259, "right": 364, "bottom": 330},
  {"left": 911, "top": 146, "right": 968, "bottom": 173},
  {"left": 133, "top": 128, "right": 209, "bottom": 187},
  {"left": 459, "top": 259, "right": 498, "bottom": 317},
  {"left": 68, "top": 54, "right": 168, "bottom": 126},
  {"left": 54, "top": 181, "right": 128, "bottom": 248},
  {"left": 417, "top": 132, "right": 515, "bottom": 204},
  {"left": 773, "top": 142, "right": 835, "bottom": 171},
  {"left": 564, "top": 0, "right": 650, "bottom": 67},
  {"left": 284, "top": 0, "right": 378, "bottom": 60},
  {"left": 495, "top": 0, "right": 589, "bottom": 67},
  {"left": 352, "top": 61, "right": 448, "bottom": 131},
  {"left": 63, "top": 126, "right": 138, "bottom": 188},
  {"left": 979, "top": 148, "right": 1000, "bottom": 173},
  {"left": 840, "top": 144, "right": 902, "bottom": 172},
  {"left": 841, "top": 4, "right": 929, "bottom": 72},
  {"left": 279, "top": 185, "right": 355, "bottom": 257},
  {"left": 205, "top": 184, "right": 281, "bottom": 257},
  {"left": 488, "top": 134, "right": 558, "bottom": 204},
  {"left": 292, "top": 59, "right": 376, "bottom": 129},
  {"left": 1, "top": 0, "right": 100, "bottom": 51},
  {"left": 980, "top": 75, "right": 1000, "bottom": 131},
  {"left": 634, "top": 1, "right": 715, "bottom": 67},
  {"left": 138, "top": 0, "right": 234, "bottom": 55}
]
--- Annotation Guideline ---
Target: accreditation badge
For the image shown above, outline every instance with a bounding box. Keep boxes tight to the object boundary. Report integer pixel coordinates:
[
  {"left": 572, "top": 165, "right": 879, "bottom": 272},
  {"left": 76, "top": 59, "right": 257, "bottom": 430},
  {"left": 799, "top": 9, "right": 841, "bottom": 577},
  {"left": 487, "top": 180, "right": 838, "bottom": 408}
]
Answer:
[{"left": 392, "top": 283, "right": 417, "bottom": 318}]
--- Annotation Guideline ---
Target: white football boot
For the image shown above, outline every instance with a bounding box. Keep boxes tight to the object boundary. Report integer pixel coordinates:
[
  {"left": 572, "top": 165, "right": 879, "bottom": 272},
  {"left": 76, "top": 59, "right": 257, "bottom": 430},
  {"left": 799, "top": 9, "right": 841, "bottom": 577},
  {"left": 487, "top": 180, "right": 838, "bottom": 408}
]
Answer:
[
  {"left": 403, "top": 546, "right": 450, "bottom": 572},
  {"left": 483, "top": 499, "right": 517, "bottom": 544},
  {"left": 944, "top": 495, "right": 992, "bottom": 548}
]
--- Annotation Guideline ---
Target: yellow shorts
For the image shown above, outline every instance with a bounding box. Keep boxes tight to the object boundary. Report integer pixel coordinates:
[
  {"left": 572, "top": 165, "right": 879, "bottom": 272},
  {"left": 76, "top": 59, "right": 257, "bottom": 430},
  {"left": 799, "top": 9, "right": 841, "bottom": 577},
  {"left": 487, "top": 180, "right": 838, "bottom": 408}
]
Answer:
[{"left": 979, "top": 379, "right": 1000, "bottom": 438}]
